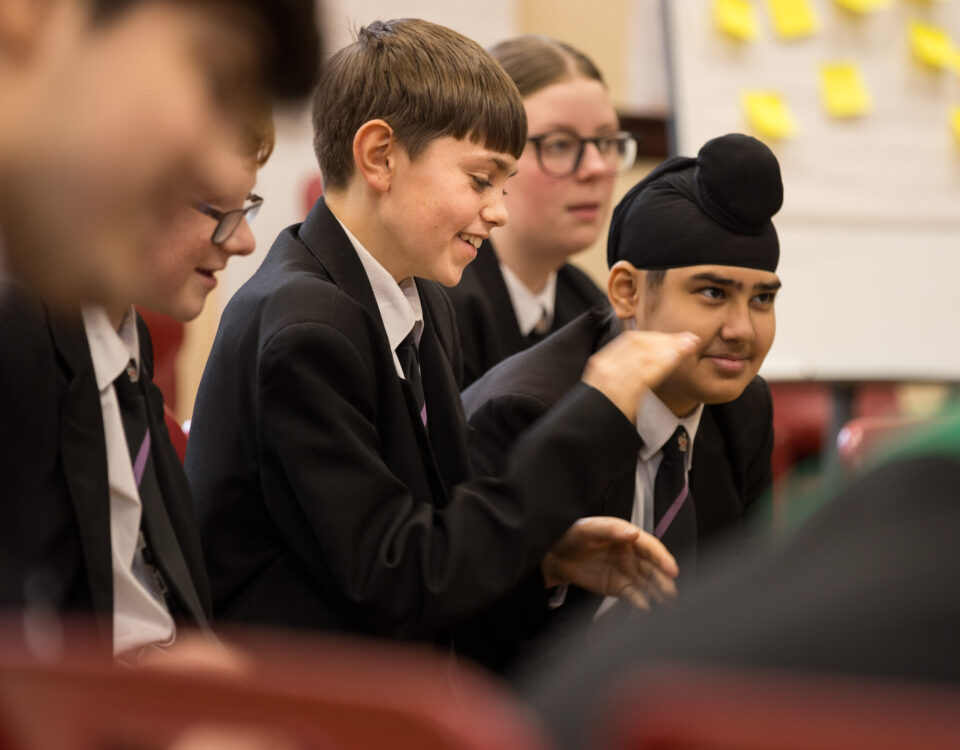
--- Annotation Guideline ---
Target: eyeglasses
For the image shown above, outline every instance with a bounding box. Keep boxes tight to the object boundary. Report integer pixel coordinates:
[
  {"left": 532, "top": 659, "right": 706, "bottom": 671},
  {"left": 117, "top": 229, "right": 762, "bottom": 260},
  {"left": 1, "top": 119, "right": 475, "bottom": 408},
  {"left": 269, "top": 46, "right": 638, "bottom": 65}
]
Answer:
[
  {"left": 190, "top": 193, "right": 263, "bottom": 244},
  {"left": 526, "top": 131, "right": 639, "bottom": 178}
]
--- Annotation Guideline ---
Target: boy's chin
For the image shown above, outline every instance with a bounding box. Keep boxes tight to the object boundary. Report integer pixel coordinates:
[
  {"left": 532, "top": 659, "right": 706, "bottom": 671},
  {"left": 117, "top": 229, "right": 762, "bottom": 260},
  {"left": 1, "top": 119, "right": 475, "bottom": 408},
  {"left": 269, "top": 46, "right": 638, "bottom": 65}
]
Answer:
[{"left": 433, "top": 266, "right": 468, "bottom": 288}]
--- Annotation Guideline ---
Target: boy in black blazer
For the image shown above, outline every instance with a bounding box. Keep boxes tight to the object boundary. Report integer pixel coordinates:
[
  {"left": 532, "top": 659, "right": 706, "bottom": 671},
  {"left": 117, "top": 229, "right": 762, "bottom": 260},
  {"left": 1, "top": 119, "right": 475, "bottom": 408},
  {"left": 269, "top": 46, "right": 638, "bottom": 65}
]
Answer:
[
  {"left": 0, "top": 107, "right": 276, "bottom": 660},
  {"left": 185, "top": 19, "right": 693, "bottom": 654},
  {"left": 461, "top": 134, "right": 783, "bottom": 662}
]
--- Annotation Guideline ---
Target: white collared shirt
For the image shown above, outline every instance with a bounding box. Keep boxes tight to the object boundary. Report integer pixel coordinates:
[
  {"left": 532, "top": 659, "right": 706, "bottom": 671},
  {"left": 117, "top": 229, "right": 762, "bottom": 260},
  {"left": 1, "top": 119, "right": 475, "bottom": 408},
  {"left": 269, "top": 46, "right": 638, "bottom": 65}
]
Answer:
[
  {"left": 81, "top": 306, "right": 175, "bottom": 656},
  {"left": 335, "top": 218, "right": 424, "bottom": 378},
  {"left": 595, "top": 392, "right": 703, "bottom": 617},
  {"left": 633, "top": 392, "right": 703, "bottom": 533},
  {"left": 500, "top": 263, "right": 558, "bottom": 337}
]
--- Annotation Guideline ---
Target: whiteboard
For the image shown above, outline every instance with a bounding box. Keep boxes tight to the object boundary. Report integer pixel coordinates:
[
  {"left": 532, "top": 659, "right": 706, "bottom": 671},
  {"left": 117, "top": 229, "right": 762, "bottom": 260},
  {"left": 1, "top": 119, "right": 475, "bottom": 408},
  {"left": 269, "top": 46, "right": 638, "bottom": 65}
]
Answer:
[{"left": 664, "top": 0, "right": 960, "bottom": 381}]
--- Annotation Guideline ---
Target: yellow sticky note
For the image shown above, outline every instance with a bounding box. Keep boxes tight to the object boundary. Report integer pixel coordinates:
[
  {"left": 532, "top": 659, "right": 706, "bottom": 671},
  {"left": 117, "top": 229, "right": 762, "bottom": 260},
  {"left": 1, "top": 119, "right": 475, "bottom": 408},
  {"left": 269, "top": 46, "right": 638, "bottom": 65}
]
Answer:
[
  {"left": 820, "top": 63, "right": 872, "bottom": 117},
  {"left": 833, "top": 0, "right": 892, "bottom": 12},
  {"left": 767, "top": 0, "right": 819, "bottom": 39},
  {"left": 715, "top": 0, "right": 760, "bottom": 41},
  {"left": 951, "top": 107, "right": 960, "bottom": 143},
  {"left": 909, "top": 21, "right": 956, "bottom": 68},
  {"left": 742, "top": 91, "right": 798, "bottom": 138}
]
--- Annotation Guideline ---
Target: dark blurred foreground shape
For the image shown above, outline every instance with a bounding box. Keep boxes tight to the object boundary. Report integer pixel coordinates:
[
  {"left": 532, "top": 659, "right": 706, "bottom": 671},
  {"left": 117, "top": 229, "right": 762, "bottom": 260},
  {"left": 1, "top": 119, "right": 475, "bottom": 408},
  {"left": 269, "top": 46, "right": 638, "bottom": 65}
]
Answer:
[
  {"left": 523, "top": 405, "right": 960, "bottom": 749},
  {"left": 593, "top": 665, "right": 960, "bottom": 750}
]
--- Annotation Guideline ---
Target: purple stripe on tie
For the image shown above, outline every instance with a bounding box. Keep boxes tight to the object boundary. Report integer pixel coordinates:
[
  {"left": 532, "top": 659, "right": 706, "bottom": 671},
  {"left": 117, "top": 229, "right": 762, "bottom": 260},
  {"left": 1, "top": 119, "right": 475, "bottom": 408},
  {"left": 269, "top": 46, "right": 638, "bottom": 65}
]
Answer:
[
  {"left": 420, "top": 404, "right": 428, "bottom": 426},
  {"left": 132, "top": 431, "right": 151, "bottom": 487},
  {"left": 655, "top": 482, "right": 689, "bottom": 540}
]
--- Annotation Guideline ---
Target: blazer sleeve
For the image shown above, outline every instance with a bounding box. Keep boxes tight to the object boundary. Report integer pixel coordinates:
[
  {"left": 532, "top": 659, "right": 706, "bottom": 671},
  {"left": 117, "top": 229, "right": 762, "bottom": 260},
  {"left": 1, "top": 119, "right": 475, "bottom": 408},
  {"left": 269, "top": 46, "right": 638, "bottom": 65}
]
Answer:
[
  {"left": 255, "top": 319, "right": 641, "bottom": 638},
  {"left": 466, "top": 391, "right": 555, "bottom": 479}
]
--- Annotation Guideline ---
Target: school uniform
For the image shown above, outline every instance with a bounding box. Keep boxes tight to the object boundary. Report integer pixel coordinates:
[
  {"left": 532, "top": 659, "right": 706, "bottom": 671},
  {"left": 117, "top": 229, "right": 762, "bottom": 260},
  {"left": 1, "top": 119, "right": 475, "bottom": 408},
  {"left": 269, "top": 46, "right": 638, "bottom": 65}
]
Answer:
[
  {"left": 445, "top": 240, "right": 606, "bottom": 387},
  {"left": 0, "top": 282, "right": 211, "bottom": 653},
  {"left": 184, "top": 198, "right": 640, "bottom": 646},
  {"left": 456, "top": 304, "right": 774, "bottom": 671}
]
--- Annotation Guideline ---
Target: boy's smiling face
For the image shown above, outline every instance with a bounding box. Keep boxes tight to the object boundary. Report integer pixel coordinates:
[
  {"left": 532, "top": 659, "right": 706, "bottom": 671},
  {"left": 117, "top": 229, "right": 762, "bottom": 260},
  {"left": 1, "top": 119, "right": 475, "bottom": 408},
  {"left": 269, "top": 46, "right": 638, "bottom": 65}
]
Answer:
[
  {"left": 139, "top": 149, "right": 259, "bottom": 322},
  {"left": 380, "top": 136, "right": 517, "bottom": 286},
  {"left": 627, "top": 264, "right": 780, "bottom": 416}
]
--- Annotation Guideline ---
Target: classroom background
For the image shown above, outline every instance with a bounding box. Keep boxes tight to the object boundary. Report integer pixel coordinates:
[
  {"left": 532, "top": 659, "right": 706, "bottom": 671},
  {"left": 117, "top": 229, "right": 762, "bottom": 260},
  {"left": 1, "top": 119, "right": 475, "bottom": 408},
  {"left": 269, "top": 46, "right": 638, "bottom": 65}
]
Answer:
[{"left": 147, "top": 0, "right": 960, "bottom": 514}]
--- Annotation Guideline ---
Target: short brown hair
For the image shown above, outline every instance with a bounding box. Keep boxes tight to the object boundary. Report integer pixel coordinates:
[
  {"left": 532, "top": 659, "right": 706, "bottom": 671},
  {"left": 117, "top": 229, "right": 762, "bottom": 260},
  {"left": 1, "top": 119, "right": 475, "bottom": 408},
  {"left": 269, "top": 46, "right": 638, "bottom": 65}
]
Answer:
[
  {"left": 240, "top": 101, "right": 276, "bottom": 168},
  {"left": 312, "top": 18, "right": 526, "bottom": 191},
  {"left": 489, "top": 35, "right": 604, "bottom": 99}
]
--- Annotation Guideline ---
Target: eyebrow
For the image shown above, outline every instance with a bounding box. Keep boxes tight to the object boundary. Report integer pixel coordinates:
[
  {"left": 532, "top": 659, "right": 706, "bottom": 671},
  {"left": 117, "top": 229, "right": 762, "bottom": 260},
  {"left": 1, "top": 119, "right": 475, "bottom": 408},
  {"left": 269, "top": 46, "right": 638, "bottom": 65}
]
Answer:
[{"left": 689, "top": 272, "right": 782, "bottom": 292}]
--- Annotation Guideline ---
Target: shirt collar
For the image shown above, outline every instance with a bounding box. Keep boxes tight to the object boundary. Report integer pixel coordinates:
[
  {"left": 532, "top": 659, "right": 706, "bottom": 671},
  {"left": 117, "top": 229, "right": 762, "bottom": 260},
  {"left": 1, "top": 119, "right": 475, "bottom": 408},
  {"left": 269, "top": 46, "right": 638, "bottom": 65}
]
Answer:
[
  {"left": 500, "top": 263, "right": 558, "bottom": 336},
  {"left": 636, "top": 391, "right": 704, "bottom": 471},
  {"left": 81, "top": 305, "right": 140, "bottom": 392},
  {"left": 336, "top": 218, "right": 423, "bottom": 350}
]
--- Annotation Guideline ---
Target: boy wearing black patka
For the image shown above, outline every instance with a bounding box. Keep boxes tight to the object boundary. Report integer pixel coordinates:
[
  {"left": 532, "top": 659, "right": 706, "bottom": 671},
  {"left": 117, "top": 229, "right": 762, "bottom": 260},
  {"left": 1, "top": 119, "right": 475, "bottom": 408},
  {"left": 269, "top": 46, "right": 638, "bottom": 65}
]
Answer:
[{"left": 462, "top": 134, "right": 782, "bottom": 663}]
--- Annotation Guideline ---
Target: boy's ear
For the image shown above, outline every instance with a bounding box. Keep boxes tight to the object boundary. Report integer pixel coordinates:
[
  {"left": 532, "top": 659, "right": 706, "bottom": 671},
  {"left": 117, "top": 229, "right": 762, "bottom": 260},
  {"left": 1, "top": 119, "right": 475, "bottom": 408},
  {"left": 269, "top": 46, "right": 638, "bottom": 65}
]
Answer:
[
  {"left": 352, "top": 119, "right": 396, "bottom": 193},
  {"left": 607, "top": 260, "right": 643, "bottom": 321}
]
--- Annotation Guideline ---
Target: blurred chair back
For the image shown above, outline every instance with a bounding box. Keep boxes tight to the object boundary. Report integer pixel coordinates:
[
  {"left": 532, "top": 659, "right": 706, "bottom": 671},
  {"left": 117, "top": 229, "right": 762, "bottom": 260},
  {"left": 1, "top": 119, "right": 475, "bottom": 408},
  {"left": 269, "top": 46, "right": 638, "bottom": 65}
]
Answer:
[
  {"left": 0, "top": 623, "right": 552, "bottom": 750},
  {"left": 138, "top": 308, "right": 184, "bottom": 414},
  {"left": 836, "top": 415, "right": 934, "bottom": 472},
  {"left": 594, "top": 665, "right": 960, "bottom": 750}
]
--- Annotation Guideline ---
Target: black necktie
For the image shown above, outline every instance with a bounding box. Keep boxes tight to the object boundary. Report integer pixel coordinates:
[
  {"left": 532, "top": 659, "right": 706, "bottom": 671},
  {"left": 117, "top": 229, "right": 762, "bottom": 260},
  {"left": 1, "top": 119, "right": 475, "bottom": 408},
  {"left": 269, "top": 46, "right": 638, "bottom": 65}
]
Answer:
[
  {"left": 113, "top": 361, "right": 208, "bottom": 627},
  {"left": 396, "top": 331, "right": 426, "bottom": 425},
  {"left": 524, "top": 306, "right": 551, "bottom": 346},
  {"left": 653, "top": 426, "right": 697, "bottom": 559}
]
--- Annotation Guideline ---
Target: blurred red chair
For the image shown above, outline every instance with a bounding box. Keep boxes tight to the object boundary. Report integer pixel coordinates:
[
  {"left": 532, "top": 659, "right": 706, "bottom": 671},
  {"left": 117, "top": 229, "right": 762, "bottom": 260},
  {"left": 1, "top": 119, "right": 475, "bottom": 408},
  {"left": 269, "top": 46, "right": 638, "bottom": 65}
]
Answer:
[
  {"left": 595, "top": 665, "right": 960, "bottom": 750},
  {"left": 770, "top": 382, "right": 900, "bottom": 480},
  {"left": 0, "top": 623, "right": 552, "bottom": 750},
  {"left": 138, "top": 307, "right": 184, "bottom": 414},
  {"left": 836, "top": 414, "right": 936, "bottom": 472}
]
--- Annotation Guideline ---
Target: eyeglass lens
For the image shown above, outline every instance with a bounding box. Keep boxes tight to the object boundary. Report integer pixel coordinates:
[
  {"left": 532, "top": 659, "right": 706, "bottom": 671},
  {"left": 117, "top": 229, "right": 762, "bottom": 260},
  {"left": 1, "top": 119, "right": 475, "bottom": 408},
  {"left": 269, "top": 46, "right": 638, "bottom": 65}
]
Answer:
[
  {"left": 212, "top": 202, "right": 261, "bottom": 244},
  {"left": 535, "top": 133, "right": 637, "bottom": 177}
]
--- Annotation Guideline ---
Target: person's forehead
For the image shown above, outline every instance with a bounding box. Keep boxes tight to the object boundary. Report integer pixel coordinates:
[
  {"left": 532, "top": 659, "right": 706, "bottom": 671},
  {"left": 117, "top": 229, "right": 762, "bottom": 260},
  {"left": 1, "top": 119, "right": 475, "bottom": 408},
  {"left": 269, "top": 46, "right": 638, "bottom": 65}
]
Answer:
[
  {"left": 438, "top": 137, "right": 518, "bottom": 176},
  {"left": 524, "top": 76, "right": 617, "bottom": 130}
]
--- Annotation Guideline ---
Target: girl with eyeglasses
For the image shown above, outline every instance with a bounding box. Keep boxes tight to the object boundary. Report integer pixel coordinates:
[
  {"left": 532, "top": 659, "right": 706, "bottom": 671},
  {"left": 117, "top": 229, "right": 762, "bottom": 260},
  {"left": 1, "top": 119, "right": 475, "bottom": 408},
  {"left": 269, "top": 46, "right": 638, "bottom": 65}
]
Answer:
[{"left": 447, "top": 35, "right": 637, "bottom": 387}]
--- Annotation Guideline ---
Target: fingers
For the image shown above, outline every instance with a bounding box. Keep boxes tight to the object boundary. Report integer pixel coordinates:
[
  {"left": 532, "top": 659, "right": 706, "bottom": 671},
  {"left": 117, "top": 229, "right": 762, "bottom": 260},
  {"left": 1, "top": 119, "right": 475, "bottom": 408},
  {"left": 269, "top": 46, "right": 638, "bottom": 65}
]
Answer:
[
  {"left": 615, "top": 583, "right": 652, "bottom": 611},
  {"left": 631, "top": 532, "right": 679, "bottom": 578},
  {"left": 581, "top": 330, "right": 701, "bottom": 423},
  {"left": 635, "top": 557, "right": 678, "bottom": 603},
  {"left": 568, "top": 516, "right": 641, "bottom": 545}
]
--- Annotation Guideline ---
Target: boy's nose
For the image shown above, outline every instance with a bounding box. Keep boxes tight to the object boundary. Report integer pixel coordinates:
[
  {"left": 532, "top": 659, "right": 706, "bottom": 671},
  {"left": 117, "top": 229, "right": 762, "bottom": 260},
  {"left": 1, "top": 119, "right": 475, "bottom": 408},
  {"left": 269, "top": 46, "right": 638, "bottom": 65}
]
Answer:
[
  {"left": 223, "top": 218, "right": 257, "bottom": 257},
  {"left": 721, "top": 303, "right": 756, "bottom": 343},
  {"left": 481, "top": 193, "right": 509, "bottom": 228}
]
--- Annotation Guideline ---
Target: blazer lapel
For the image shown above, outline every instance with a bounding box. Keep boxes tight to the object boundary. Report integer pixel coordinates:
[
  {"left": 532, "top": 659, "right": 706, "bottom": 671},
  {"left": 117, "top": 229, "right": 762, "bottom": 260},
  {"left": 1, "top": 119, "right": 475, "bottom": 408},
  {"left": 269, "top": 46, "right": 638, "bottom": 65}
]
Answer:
[
  {"left": 689, "top": 407, "right": 742, "bottom": 537},
  {"left": 140, "top": 380, "right": 211, "bottom": 628},
  {"left": 418, "top": 292, "right": 472, "bottom": 494},
  {"left": 48, "top": 316, "right": 114, "bottom": 633},
  {"left": 298, "top": 198, "right": 385, "bottom": 330},
  {"left": 299, "top": 200, "right": 459, "bottom": 503}
]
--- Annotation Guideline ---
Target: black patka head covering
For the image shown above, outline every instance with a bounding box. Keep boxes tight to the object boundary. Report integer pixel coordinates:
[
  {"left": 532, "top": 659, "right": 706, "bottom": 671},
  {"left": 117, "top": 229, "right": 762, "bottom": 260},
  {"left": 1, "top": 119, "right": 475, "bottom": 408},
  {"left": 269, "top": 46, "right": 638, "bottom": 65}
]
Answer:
[{"left": 607, "top": 133, "right": 783, "bottom": 272}]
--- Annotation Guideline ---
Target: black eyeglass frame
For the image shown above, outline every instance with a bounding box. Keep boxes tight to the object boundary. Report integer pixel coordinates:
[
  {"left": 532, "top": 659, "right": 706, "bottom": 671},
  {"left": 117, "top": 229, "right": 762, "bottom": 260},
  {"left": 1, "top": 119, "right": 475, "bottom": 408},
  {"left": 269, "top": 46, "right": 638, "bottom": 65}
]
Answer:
[
  {"left": 525, "top": 130, "right": 639, "bottom": 178},
  {"left": 191, "top": 192, "right": 263, "bottom": 244}
]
